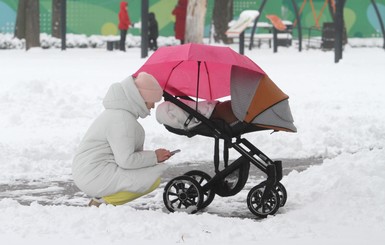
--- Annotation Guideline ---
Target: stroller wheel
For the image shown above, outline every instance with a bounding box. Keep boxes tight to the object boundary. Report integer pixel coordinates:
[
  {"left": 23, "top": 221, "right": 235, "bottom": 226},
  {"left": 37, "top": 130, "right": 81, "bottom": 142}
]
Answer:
[
  {"left": 184, "top": 170, "right": 215, "bottom": 209},
  {"left": 247, "top": 182, "right": 281, "bottom": 218},
  {"left": 163, "top": 176, "right": 204, "bottom": 214},
  {"left": 275, "top": 182, "right": 287, "bottom": 207}
]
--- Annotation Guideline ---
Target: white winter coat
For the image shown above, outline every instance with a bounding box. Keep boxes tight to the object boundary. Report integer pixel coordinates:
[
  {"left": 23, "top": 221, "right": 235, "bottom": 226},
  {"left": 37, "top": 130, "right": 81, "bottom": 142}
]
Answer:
[{"left": 72, "top": 76, "right": 168, "bottom": 197}]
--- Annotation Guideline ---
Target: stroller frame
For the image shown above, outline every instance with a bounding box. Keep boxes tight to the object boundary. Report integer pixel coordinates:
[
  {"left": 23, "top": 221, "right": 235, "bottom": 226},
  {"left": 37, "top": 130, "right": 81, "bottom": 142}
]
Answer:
[{"left": 162, "top": 91, "right": 287, "bottom": 218}]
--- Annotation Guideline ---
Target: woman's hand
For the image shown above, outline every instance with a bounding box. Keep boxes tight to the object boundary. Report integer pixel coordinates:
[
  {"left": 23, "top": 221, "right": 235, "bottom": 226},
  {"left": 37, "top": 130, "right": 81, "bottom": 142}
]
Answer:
[{"left": 155, "top": 148, "right": 172, "bottom": 163}]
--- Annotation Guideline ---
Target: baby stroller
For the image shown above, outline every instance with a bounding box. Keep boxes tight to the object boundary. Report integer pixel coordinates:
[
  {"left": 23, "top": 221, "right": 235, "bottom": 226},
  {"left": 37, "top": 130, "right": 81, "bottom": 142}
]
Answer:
[{"left": 135, "top": 43, "right": 296, "bottom": 218}]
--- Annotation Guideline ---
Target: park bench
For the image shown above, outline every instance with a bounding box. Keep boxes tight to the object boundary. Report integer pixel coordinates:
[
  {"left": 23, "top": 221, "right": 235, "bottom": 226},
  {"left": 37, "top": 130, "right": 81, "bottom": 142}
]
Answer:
[
  {"left": 225, "top": 10, "right": 260, "bottom": 54},
  {"left": 266, "top": 15, "right": 293, "bottom": 52},
  {"left": 227, "top": 12, "right": 292, "bottom": 52}
]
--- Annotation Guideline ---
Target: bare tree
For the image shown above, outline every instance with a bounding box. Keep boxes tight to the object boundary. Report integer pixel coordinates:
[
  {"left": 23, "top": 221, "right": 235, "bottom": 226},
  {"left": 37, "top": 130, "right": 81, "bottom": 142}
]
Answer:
[
  {"left": 185, "top": 0, "right": 207, "bottom": 43},
  {"left": 15, "top": 0, "right": 40, "bottom": 50},
  {"left": 212, "top": 0, "right": 233, "bottom": 44}
]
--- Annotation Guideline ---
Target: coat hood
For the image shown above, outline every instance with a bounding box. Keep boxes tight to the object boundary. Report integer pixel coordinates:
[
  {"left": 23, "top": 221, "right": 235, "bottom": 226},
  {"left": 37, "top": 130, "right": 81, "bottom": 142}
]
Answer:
[
  {"left": 103, "top": 76, "right": 150, "bottom": 119},
  {"left": 120, "top": 1, "right": 127, "bottom": 10}
]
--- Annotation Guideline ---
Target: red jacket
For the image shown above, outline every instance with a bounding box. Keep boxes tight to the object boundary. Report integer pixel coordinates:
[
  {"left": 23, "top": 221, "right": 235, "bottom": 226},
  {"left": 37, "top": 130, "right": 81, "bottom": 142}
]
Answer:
[
  {"left": 118, "top": 1, "right": 131, "bottom": 30},
  {"left": 172, "top": 0, "right": 188, "bottom": 40}
]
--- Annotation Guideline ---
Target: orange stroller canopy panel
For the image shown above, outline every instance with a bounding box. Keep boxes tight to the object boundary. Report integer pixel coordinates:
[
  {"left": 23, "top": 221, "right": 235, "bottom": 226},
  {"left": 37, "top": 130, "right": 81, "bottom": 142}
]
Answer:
[{"left": 245, "top": 75, "right": 288, "bottom": 123}]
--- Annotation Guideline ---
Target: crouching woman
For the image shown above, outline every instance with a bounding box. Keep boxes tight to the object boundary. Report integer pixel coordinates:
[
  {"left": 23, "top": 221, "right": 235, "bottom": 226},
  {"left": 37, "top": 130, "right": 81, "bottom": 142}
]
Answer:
[{"left": 72, "top": 72, "right": 172, "bottom": 207}]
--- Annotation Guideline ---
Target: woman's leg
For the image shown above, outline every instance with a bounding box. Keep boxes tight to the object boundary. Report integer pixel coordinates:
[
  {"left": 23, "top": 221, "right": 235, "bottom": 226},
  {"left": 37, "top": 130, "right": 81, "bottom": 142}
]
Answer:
[
  {"left": 154, "top": 38, "right": 158, "bottom": 50},
  {"left": 120, "top": 29, "right": 127, "bottom": 51}
]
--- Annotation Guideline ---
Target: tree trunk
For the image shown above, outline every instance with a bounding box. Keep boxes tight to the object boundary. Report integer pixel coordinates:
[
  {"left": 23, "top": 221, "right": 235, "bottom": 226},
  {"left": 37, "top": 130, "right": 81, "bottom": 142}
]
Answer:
[
  {"left": 213, "top": 0, "right": 233, "bottom": 44},
  {"left": 15, "top": 0, "right": 27, "bottom": 39},
  {"left": 185, "top": 0, "right": 207, "bottom": 43},
  {"left": 25, "top": 0, "right": 40, "bottom": 50},
  {"left": 52, "top": 0, "right": 62, "bottom": 38},
  {"left": 15, "top": 0, "right": 40, "bottom": 50}
]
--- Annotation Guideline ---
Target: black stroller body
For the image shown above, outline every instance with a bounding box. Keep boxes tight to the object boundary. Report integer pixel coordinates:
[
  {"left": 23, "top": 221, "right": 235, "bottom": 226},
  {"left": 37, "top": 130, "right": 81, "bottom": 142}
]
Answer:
[{"left": 161, "top": 69, "right": 296, "bottom": 218}]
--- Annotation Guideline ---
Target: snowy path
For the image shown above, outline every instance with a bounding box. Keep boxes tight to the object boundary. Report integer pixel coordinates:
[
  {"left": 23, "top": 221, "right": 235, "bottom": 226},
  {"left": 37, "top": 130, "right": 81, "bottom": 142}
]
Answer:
[{"left": 0, "top": 158, "right": 322, "bottom": 218}]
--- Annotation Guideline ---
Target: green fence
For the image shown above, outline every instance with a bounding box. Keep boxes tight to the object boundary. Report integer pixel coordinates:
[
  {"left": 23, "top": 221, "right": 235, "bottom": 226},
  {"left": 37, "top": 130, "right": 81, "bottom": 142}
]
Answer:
[{"left": 0, "top": 0, "right": 384, "bottom": 38}]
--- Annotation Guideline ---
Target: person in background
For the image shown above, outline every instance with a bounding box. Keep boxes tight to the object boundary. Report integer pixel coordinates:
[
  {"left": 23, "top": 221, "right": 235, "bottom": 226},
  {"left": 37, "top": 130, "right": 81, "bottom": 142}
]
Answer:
[
  {"left": 172, "top": 0, "right": 188, "bottom": 44},
  {"left": 148, "top": 12, "right": 159, "bottom": 51},
  {"left": 72, "top": 72, "right": 173, "bottom": 207},
  {"left": 118, "top": 1, "right": 131, "bottom": 51}
]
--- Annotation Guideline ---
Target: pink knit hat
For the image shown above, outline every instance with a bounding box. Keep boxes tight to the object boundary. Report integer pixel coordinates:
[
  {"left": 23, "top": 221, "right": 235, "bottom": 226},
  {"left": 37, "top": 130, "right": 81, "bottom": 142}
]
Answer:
[{"left": 134, "top": 72, "right": 163, "bottom": 103}]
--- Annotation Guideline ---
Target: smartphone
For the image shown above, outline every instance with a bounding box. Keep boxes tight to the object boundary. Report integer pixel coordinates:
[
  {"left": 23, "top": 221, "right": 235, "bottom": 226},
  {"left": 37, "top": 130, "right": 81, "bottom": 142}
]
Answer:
[{"left": 170, "top": 149, "right": 181, "bottom": 155}]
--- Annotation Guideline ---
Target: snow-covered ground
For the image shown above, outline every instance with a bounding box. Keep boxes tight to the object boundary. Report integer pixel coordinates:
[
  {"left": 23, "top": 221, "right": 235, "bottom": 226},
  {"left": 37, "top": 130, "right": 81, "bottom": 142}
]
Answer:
[{"left": 0, "top": 38, "right": 384, "bottom": 244}]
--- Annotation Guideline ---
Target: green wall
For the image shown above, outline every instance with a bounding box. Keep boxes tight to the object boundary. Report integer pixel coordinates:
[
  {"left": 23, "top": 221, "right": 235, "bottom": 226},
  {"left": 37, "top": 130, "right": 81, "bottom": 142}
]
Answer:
[{"left": 1, "top": 0, "right": 384, "bottom": 38}]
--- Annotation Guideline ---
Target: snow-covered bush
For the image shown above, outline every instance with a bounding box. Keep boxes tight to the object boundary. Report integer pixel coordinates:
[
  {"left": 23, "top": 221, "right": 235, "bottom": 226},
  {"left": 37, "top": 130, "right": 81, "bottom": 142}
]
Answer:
[
  {"left": 65, "top": 34, "right": 90, "bottom": 48},
  {"left": 88, "top": 35, "right": 105, "bottom": 48},
  {"left": 1, "top": 32, "right": 383, "bottom": 50},
  {"left": 40, "top": 33, "right": 61, "bottom": 49},
  {"left": 0, "top": 33, "right": 24, "bottom": 49}
]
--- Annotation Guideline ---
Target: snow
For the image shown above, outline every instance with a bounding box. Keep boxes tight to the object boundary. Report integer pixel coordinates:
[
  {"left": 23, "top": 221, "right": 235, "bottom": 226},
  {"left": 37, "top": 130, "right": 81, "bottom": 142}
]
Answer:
[{"left": 1, "top": 38, "right": 385, "bottom": 244}]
